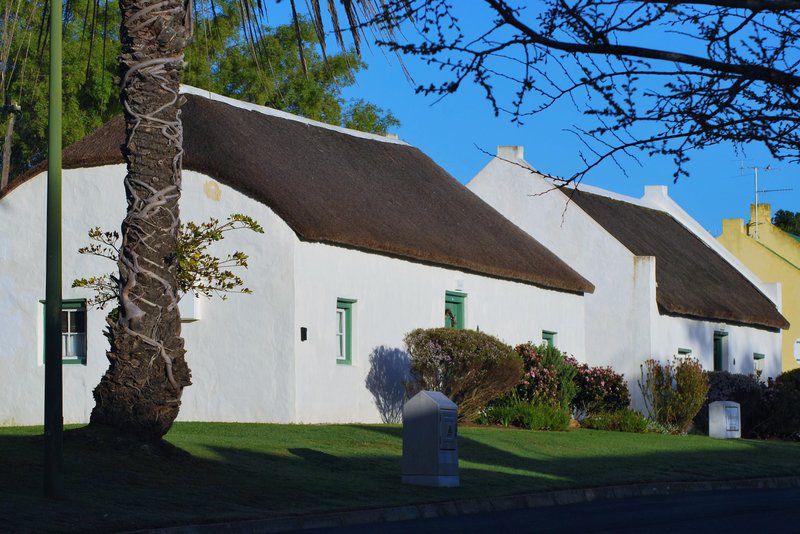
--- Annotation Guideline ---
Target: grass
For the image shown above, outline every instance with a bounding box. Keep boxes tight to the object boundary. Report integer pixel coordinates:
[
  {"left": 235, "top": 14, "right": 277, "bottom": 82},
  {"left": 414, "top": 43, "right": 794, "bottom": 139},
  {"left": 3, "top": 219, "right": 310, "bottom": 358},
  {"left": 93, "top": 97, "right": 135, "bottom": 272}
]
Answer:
[{"left": 2, "top": 423, "right": 800, "bottom": 532}]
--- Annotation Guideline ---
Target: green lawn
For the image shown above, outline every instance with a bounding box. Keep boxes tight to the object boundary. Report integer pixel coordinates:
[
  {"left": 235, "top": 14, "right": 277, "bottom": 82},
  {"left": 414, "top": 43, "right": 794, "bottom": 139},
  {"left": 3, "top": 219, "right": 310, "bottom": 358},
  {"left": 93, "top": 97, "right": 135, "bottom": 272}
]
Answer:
[{"left": 2, "top": 423, "right": 800, "bottom": 532}]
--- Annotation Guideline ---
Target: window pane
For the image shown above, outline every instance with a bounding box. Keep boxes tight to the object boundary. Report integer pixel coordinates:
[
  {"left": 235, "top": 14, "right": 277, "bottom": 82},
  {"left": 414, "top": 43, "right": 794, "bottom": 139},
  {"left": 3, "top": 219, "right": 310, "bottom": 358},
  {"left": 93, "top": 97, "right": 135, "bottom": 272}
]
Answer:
[
  {"left": 74, "top": 333, "right": 87, "bottom": 359},
  {"left": 74, "top": 310, "right": 87, "bottom": 334},
  {"left": 336, "top": 309, "right": 345, "bottom": 359},
  {"left": 61, "top": 311, "right": 69, "bottom": 334}
]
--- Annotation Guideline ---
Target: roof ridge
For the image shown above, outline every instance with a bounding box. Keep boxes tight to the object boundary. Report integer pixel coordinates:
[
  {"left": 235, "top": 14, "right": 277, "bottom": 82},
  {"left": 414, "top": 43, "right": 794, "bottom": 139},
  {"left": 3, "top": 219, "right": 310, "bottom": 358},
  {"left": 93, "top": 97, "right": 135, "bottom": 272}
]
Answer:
[
  {"left": 751, "top": 238, "right": 800, "bottom": 272},
  {"left": 180, "top": 85, "right": 407, "bottom": 147}
]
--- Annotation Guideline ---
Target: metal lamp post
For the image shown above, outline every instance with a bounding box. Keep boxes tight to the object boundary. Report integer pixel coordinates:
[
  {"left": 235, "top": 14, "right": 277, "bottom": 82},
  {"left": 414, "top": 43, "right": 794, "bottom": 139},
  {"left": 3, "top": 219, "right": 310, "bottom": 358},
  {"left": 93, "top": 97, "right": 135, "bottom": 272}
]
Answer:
[{"left": 43, "top": 0, "right": 63, "bottom": 499}]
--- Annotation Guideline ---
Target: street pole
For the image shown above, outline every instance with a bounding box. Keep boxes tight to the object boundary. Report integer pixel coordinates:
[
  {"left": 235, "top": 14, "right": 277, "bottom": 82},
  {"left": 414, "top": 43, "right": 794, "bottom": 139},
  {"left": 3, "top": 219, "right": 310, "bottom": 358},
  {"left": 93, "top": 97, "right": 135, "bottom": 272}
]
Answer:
[{"left": 43, "top": 0, "right": 63, "bottom": 499}]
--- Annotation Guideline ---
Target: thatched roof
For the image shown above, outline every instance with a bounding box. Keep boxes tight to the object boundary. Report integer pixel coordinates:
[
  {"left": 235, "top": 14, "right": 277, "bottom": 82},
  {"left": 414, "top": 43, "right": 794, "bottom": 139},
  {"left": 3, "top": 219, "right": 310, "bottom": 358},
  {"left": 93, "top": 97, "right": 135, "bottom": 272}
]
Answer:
[
  {"left": 7, "top": 91, "right": 593, "bottom": 294},
  {"left": 571, "top": 190, "right": 788, "bottom": 330}
]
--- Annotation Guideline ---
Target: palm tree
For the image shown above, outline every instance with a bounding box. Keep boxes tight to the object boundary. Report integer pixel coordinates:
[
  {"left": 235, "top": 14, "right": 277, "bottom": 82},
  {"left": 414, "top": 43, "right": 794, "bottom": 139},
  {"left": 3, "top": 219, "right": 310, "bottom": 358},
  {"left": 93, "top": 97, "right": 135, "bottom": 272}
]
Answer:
[{"left": 89, "top": 0, "right": 392, "bottom": 440}]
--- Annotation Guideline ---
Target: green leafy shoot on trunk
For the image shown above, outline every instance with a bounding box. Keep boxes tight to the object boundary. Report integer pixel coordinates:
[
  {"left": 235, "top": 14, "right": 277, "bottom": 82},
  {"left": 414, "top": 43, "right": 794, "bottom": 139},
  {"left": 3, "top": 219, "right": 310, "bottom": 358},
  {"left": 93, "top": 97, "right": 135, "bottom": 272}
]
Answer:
[{"left": 72, "top": 213, "right": 264, "bottom": 309}]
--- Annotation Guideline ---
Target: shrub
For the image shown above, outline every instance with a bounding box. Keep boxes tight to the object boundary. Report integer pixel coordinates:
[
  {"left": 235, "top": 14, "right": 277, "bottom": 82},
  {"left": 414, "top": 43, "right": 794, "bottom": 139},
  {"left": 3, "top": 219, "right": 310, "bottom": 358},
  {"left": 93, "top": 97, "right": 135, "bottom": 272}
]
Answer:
[
  {"left": 515, "top": 343, "right": 577, "bottom": 409},
  {"left": 479, "top": 404, "right": 517, "bottom": 427},
  {"left": 639, "top": 356, "right": 709, "bottom": 434},
  {"left": 693, "top": 371, "right": 767, "bottom": 438},
  {"left": 763, "top": 369, "right": 800, "bottom": 440},
  {"left": 582, "top": 409, "right": 649, "bottom": 433},
  {"left": 567, "top": 358, "right": 630, "bottom": 417},
  {"left": 404, "top": 328, "right": 522, "bottom": 421},
  {"left": 482, "top": 400, "right": 570, "bottom": 431},
  {"left": 514, "top": 402, "right": 571, "bottom": 431}
]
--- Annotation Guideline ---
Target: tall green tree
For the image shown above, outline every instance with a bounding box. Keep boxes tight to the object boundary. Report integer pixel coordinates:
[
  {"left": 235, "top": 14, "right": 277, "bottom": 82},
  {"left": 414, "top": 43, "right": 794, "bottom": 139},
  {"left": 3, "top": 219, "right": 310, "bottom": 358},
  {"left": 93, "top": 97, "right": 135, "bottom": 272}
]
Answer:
[
  {"left": 773, "top": 210, "right": 800, "bottom": 236},
  {"left": 0, "top": 0, "right": 119, "bottom": 182},
  {"left": 0, "top": 0, "right": 397, "bottom": 183},
  {"left": 183, "top": 7, "right": 397, "bottom": 133}
]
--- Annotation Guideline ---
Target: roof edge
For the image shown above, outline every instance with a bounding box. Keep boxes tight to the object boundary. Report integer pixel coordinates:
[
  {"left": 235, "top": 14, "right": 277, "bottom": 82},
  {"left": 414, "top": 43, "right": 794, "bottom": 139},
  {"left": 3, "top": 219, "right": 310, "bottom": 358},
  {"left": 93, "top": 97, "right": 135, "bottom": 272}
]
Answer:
[
  {"left": 657, "top": 303, "right": 789, "bottom": 333},
  {"left": 180, "top": 85, "right": 408, "bottom": 146}
]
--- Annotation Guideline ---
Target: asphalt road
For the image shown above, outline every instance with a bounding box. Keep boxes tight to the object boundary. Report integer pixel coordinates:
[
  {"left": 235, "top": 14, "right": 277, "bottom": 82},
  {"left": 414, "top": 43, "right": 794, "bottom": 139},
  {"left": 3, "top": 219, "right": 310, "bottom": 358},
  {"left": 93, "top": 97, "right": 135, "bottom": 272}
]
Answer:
[{"left": 304, "top": 487, "right": 800, "bottom": 533}]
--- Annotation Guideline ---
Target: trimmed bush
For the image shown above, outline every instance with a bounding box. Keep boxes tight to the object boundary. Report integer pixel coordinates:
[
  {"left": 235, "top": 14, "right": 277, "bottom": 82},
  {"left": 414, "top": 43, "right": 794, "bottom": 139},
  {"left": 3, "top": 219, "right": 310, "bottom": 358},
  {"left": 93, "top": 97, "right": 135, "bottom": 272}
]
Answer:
[
  {"left": 482, "top": 400, "right": 570, "bottom": 431},
  {"left": 694, "top": 371, "right": 767, "bottom": 438},
  {"left": 404, "top": 328, "right": 522, "bottom": 421},
  {"left": 567, "top": 357, "right": 630, "bottom": 417},
  {"left": 639, "top": 356, "right": 709, "bottom": 434},
  {"left": 516, "top": 343, "right": 577, "bottom": 409},
  {"left": 582, "top": 409, "right": 649, "bottom": 433}
]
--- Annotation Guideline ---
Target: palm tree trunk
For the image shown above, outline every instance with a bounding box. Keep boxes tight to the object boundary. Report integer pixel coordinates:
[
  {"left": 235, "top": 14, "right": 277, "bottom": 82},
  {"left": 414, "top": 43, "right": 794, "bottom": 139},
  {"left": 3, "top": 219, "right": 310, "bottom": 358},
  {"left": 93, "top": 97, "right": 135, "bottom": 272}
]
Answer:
[{"left": 90, "top": 0, "right": 193, "bottom": 440}]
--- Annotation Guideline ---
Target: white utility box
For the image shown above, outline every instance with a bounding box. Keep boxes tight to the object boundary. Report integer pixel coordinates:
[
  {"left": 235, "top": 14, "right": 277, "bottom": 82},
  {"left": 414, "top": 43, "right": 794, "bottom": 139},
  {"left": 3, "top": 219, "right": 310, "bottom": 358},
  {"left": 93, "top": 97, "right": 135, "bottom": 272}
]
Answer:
[
  {"left": 709, "top": 400, "right": 741, "bottom": 439},
  {"left": 401, "top": 391, "right": 459, "bottom": 487}
]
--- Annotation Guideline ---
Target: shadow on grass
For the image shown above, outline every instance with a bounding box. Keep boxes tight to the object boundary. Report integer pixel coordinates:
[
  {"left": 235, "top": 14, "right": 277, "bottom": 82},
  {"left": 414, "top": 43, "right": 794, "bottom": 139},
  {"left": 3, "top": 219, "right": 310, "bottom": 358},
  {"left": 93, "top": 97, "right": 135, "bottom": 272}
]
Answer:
[{"left": 1, "top": 424, "right": 799, "bottom": 533}]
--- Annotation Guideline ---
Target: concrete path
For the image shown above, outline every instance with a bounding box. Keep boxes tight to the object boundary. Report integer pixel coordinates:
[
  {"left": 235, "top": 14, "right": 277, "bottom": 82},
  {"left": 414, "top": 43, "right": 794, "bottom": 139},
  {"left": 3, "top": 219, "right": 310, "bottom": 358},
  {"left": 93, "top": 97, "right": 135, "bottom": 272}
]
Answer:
[{"left": 303, "top": 486, "right": 800, "bottom": 533}]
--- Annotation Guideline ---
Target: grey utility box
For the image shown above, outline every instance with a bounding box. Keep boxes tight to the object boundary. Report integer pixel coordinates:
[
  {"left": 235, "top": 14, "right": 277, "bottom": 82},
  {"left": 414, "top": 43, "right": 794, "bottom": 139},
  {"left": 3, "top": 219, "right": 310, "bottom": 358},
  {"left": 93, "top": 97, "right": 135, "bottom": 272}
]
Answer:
[
  {"left": 709, "top": 400, "right": 741, "bottom": 439},
  {"left": 401, "top": 391, "right": 459, "bottom": 487}
]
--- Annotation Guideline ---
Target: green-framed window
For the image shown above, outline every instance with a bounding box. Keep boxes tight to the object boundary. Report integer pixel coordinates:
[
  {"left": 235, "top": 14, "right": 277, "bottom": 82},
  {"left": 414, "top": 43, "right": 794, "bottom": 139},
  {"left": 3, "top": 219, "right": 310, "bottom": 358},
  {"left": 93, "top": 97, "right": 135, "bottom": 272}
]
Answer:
[
  {"left": 542, "top": 330, "right": 557, "bottom": 348},
  {"left": 445, "top": 291, "right": 466, "bottom": 330},
  {"left": 41, "top": 299, "right": 87, "bottom": 365},
  {"left": 678, "top": 348, "right": 692, "bottom": 356},
  {"left": 713, "top": 331, "right": 728, "bottom": 372},
  {"left": 336, "top": 299, "right": 355, "bottom": 365},
  {"left": 753, "top": 352, "right": 765, "bottom": 374}
]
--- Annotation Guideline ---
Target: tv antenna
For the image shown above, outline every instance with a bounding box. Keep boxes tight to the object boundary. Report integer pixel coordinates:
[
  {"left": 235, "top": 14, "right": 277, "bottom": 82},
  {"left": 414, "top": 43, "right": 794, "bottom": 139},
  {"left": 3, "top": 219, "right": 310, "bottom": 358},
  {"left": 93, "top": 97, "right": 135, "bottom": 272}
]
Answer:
[{"left": 737, "top": 161, "right": 793, "bottom": 240}]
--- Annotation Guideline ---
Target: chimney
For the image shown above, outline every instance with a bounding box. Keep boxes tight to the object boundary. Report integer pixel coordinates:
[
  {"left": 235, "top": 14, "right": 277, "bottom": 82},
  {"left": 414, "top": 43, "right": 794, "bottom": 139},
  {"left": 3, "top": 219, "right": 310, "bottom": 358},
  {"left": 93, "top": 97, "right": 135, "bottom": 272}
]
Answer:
[
  {"left": 750, "top": 203, "right": 772, "bottom": 226},
  {"left": 643, "top": 185, "right": 669, "bottom": 200},
  {"left": 497, "top": 145, "right": 524, "bottom": 161},
  {"left": 722, "top": 218, "right": 745, "bottom": 236}
]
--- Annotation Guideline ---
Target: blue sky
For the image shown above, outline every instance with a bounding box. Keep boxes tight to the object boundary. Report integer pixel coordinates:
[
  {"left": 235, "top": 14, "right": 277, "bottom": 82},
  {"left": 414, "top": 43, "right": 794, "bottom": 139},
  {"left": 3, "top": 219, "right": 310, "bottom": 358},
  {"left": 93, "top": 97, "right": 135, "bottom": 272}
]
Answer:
[{"left": 267, "top": 4, "right": 799, "bottom": 235}]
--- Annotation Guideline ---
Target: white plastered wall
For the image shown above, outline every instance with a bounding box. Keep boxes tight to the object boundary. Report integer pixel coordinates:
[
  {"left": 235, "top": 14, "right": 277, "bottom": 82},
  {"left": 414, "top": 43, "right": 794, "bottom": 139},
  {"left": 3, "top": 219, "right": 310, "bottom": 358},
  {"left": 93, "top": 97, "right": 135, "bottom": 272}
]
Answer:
[
  {"left": 467, "top": 153, "right": 648, "bottom": 379},
  {"left": 293, "top": 240, "right": 586, "bottom": 423}
]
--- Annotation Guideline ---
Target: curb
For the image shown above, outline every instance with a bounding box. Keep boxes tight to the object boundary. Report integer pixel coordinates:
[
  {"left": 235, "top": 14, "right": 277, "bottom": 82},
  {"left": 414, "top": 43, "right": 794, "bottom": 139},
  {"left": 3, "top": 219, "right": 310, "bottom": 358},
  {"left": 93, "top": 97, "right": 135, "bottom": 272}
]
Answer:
[{"left": 139, "top": 475, "right": 800, "bottom": 533}]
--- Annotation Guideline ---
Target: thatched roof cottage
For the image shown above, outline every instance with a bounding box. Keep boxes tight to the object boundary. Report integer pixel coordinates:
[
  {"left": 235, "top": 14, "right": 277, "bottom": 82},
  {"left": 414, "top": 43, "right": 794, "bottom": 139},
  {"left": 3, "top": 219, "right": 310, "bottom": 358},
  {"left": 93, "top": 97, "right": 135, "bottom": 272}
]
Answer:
[{"left": 469, "top": 146, "right": 788, "bottom": 395}]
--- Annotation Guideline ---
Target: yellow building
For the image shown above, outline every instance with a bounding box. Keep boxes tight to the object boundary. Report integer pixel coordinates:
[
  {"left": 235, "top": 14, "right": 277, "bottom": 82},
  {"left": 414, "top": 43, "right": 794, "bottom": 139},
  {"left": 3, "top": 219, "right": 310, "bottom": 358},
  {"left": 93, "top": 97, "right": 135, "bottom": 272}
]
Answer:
[{"left": 718, "top": 204, "right": 800, "bottom": 372}]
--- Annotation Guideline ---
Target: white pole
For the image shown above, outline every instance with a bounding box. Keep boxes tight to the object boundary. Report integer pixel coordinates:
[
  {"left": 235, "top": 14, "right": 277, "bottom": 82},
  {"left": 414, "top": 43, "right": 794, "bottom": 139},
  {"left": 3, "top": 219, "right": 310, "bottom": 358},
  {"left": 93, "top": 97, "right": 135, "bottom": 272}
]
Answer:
[{"left": 754, "top": 166, "right": 759, "bottom": 240}]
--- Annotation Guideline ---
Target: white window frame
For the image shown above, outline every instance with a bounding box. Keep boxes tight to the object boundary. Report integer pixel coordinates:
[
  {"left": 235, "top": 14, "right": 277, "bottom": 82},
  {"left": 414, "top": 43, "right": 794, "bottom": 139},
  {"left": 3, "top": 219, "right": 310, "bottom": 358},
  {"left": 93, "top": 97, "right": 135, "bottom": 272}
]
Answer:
[
  {"left": 336, "top": 308, "right": 347, "bottom": 362},
  {"left": 61, "top": 308, "right": 87, "bottom": 362}
]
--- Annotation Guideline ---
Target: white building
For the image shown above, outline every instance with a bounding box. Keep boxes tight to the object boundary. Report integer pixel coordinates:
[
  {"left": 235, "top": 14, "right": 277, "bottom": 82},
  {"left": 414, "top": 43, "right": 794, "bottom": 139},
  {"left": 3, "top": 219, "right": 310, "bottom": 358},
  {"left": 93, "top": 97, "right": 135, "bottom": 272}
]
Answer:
[
  {"left": 0, "top": 88, "right": 594, "bottom": 426},
  {"left": 468, "top": 146, "right": 788, "bottom": 397}
]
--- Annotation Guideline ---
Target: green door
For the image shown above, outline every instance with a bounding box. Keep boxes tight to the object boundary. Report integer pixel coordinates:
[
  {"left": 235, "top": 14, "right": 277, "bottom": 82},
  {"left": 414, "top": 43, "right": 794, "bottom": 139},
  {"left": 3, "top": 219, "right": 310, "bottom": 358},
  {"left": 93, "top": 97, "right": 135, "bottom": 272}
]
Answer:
[
  {"left": 445, "top": 291, "right": 466, "bottom": 329},
  {"left": 713, "top": 333, "right": 726, "bottom": 371}
]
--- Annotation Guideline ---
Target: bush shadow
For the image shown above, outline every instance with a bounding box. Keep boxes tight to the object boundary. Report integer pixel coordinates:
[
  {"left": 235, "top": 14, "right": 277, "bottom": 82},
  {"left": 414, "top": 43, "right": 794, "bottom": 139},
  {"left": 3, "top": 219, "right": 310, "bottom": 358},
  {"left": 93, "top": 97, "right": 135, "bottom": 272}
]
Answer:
[{"left": 365, "top": 346, "right": 411, "bottom": 424}]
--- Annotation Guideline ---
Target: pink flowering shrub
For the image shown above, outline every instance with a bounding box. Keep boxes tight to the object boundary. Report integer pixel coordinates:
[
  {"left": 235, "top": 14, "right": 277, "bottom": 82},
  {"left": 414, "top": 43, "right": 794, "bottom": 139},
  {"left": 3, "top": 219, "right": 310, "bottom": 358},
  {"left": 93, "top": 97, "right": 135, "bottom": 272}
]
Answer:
[
  {"left": 405, "top": 328, "right": 523, "bottom": 420},
  {"left": 566, "top": 357, "right": 630, "bottom": 417},
  {"left": 515, "top": 343, "right": 577, "bottom": 409},
  {"left": 510, "top": 344, "right": 629, "bottom": 417}
]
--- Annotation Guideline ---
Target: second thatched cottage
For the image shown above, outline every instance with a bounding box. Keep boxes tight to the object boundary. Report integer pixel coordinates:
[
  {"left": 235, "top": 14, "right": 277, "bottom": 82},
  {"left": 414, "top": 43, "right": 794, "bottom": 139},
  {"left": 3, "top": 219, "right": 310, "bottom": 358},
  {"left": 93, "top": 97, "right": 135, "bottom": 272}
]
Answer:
[
  {"left": 468, "top": 146, "right": 788, "bottom": 398},
  {"left": 0, "top": 87, "right": 594, "bottom": 426}
]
